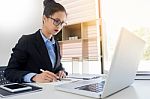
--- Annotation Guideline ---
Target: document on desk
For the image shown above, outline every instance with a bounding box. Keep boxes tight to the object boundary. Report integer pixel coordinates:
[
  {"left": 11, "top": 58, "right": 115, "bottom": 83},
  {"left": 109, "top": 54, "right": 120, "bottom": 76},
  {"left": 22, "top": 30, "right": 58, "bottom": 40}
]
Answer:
[
  {"left": 58, "top": 78, "right": 72, "bottom": 81},
  {"left": 67, "top": 73, "right": 103, "bottom": 80}
]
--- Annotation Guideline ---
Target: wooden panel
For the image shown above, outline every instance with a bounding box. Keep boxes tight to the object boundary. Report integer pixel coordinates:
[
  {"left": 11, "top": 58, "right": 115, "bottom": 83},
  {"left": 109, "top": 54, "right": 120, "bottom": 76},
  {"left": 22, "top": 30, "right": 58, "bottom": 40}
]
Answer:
[
  {"left": 83, "top": 40, "right": 98, "bottom": 57},
  {"left": 62, "top": 42, "right": 82, "bottom": 57},
  {"left": 82, "top": 21, "right": 97, "bottom": 39},
  {"left": 57, "top": 0, "right": 97, "bottom": 24}
]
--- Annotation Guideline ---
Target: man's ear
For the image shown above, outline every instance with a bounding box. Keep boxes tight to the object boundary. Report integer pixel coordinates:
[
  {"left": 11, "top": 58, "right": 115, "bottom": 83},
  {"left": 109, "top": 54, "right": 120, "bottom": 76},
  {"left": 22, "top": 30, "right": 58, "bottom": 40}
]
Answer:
[{"left": 43, "top": 15, "right": 47, "bottom": 23}]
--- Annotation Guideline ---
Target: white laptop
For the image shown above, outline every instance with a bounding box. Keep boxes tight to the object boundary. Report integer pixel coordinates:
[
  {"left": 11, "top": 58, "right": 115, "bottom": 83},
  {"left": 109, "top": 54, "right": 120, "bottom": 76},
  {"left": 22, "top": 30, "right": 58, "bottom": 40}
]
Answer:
[{"left": 55, "top": 28, "right": 145, "bottom": 98}]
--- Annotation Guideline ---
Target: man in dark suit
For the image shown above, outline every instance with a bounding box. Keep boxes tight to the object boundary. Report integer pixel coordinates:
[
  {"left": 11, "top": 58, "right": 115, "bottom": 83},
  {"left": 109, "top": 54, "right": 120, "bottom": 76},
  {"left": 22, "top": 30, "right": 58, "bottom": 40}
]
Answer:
[
  {"left": 4, "top": 0, "right": 68, "bottom": 83},
  {"left": 4, "top": 29, "right": 67, "bottom": 83}
]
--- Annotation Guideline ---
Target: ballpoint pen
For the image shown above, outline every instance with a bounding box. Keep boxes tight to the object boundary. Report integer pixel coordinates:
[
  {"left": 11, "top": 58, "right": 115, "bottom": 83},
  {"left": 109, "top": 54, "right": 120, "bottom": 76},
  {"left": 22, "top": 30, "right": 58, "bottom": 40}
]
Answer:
[
  {"left": 40, "top": 69, "right": 61, "bottom": 81},
  {"left": 40, "top": 69, "right": 72, "bottom": 81},
  {"left": 40, "top": 69, "right": 45, "bottom": 73}
]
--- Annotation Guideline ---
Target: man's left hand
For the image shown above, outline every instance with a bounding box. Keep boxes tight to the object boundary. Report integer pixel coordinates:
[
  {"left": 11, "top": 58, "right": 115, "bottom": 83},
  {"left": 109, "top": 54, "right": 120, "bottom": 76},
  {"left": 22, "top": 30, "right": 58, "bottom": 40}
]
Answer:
[{"left": 56, "top": 70, "right": 66, "bottom": 78}]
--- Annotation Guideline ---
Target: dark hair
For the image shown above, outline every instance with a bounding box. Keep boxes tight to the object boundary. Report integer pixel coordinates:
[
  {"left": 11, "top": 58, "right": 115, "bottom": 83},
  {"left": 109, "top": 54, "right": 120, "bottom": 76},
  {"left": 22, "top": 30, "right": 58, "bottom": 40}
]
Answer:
[{"left": 43, "top": 0, "right": 67, "bottom": 17}]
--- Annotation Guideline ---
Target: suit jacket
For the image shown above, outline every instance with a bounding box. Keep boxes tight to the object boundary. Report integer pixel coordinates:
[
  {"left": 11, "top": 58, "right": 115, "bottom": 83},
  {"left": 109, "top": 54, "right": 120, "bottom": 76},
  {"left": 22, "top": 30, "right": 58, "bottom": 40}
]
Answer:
[{"left": 4, "top": 29, "right": 67, "bottom": 83}]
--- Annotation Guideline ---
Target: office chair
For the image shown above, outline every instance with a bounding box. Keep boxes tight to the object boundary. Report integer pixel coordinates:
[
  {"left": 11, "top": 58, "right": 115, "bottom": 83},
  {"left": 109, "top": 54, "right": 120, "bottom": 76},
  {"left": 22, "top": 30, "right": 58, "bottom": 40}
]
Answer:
[{"left": 0, "top": 66, "right": 11, "bottom": 85}]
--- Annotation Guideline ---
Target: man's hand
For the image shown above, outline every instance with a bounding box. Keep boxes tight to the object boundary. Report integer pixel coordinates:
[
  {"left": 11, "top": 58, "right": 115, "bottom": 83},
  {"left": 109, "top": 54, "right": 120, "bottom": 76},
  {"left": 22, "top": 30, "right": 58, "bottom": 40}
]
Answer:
[
  {"left": 56, "top": 70, "right": 66, "bottom": 79},
  {"left": 32, "top": 71, "right": 58, "bottom": 83}
]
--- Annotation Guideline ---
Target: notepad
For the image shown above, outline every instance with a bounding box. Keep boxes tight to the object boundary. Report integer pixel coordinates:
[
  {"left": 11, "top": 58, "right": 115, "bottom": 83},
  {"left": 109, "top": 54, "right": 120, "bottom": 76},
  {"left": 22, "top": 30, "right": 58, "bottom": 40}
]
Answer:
[
  {"left": 67, "top": 73, "right": 102, "bottom": 80},
  {"left": 58, "top": 78, "right": 72, "bottom": 81}
]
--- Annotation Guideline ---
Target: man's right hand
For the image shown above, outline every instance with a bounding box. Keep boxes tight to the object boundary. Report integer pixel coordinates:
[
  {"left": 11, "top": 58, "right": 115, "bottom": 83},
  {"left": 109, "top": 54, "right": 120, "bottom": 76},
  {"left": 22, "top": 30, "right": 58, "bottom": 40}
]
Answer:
[{"left": 32, "top": 71, "right": 58, "bottom": 83}]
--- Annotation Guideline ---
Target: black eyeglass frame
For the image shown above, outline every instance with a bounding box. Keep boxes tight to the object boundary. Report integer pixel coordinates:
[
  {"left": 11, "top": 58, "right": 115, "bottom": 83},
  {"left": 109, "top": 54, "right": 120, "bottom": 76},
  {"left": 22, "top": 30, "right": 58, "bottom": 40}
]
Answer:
[{"left": 47, "top": 16, "right": 67, "bottom": 27}]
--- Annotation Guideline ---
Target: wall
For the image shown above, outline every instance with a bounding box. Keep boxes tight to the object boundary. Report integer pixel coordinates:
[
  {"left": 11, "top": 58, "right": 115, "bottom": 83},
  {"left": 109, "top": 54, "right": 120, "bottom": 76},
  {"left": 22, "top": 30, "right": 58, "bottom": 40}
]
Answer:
[{"left": 0, "top": 0, "right": 43, "bottom": 65}]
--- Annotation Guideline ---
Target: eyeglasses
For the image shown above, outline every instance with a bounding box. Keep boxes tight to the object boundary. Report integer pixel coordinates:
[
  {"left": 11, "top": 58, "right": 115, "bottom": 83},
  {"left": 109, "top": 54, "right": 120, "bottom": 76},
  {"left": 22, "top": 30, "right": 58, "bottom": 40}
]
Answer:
[{"left": 47, "top": 17, "right": 67, "bottom": 27}]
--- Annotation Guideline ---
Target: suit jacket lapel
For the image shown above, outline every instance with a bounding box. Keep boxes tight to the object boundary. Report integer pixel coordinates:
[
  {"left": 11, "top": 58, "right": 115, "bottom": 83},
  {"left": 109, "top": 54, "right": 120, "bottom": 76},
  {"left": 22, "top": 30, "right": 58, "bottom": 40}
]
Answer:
[
  {"left": 54, "top": 40, "right": 61, "bottom": 69},
  {"left": 35, "top": 30, "right": 52, "bottom": 70}
]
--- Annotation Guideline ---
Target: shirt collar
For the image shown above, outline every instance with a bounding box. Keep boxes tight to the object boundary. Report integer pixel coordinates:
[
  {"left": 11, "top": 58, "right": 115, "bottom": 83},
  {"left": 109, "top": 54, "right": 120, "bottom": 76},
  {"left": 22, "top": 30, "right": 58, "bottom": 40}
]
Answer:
[{"left": 40, "top": 30, "right": 55, "bottom": 44}]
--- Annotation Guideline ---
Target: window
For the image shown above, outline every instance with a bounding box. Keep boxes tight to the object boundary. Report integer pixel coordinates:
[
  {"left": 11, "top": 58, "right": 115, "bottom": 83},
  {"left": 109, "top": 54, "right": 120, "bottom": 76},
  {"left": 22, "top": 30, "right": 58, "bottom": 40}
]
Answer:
[{"left": 101, "top": 0, "right": 150, "bottom": 71}]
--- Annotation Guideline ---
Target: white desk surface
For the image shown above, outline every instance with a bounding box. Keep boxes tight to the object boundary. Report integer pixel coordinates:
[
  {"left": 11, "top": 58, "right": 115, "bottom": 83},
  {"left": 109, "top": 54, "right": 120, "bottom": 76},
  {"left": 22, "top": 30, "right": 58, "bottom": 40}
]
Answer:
[{"left": 3, "top": 80, "right": 150, "bottom": 99}]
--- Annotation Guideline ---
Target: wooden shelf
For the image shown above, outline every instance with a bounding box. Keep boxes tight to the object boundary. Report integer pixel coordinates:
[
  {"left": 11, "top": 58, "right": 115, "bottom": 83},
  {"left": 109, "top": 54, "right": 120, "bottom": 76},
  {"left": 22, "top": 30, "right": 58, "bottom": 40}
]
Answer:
[
  {"left": 82, "top": 37, "right": 97, "bottom": 40},
  {"left": 61, "top": 39, "right": 82, "bottom": 44},
  {"left": 56, "top": 0, "right": 101, "bottom": 60},
  {"left": 58, "top": 20, "right": 100, "bottom": 59},
  {"left": 63, "top": 23, "right": 81, "bottom": 40}
]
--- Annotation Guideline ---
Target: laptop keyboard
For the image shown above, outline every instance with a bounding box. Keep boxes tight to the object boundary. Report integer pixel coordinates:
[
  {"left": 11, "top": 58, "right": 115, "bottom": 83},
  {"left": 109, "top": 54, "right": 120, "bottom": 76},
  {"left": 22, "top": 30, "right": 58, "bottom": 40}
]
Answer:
[
  {"left": 0, "top": 67, "right": 11, "bottom": 85},
  {"left": 75, "top": 81, "right": 105, "bottom": 93}
]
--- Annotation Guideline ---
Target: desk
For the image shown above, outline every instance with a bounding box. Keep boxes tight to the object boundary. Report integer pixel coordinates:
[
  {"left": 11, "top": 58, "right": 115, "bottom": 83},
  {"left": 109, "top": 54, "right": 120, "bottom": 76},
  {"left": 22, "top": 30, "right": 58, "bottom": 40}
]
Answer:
[{"left": 3, "top": 80, "right": 150, "bottom": 99}]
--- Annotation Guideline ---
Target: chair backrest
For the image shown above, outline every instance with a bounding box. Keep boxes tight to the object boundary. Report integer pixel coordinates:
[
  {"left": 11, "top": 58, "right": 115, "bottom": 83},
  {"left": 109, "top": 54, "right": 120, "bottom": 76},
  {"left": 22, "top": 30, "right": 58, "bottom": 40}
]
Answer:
[{"left": 0, "top": 66, "right": 11, "bottom": 85}]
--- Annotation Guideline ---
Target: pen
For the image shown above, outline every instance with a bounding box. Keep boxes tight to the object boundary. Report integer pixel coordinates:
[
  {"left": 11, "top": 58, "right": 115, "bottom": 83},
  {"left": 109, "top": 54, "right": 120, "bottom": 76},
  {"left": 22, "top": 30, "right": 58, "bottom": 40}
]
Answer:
[
  {"left": 40, "top": 69, "right": 45, "bottom": 72},
  {"left": 40, "top": 69, "right": 61, "bottom": 81}
]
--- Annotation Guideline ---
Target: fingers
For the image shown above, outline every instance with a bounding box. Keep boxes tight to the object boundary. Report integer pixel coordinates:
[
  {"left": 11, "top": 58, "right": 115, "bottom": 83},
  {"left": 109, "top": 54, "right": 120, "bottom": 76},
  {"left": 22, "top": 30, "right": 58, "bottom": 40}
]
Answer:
[
  {"left": 33, "top": 71, "right": 59, "bottom": 83},
  {"left": 58, "top": 71, "right": 66, "bottom": 79},
  {"left": 42, "top": 72, "right": 58, "bottom": 82},
  {"left": 32, "top": 74, "right": 51, "bottom": 83},
  {"left": 42, "top": 72, "right": 56, "bottom": 82},
  {"left": 33, "top": 70, "right": 67, "bottom": 83},
  {"left": 42, "top": 79, "right": 51, "bottom": 83},
  {"left": 44, "top": 70, "right": 58, "bottom": 79},
  {"left": 59, "top": 71, "right": 63, "bottom": 78}
]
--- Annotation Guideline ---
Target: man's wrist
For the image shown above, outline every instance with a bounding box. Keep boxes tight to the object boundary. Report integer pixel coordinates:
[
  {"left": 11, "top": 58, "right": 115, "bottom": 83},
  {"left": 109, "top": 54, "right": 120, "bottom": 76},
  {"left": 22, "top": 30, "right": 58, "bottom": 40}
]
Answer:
[
  {"left": 31, "top": 74, "right": 36, "bottom": 82},
  {"left": 23, "top": 73, "right": 37, "bottom": 83}
]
